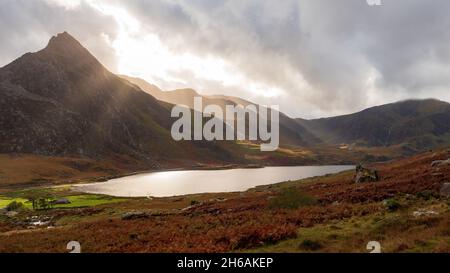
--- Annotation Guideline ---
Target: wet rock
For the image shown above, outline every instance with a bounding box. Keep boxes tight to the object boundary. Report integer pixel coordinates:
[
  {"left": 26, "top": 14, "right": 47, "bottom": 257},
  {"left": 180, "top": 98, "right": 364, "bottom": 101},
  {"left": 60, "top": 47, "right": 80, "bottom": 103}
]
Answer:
[
  {"left": 121, "top": 211, "right": 150, "bottom": 220},
  {"left": 440, "top": 183, "right": 450, "bottom": 197},
  {"left": 354, "top": 164, "right": 380, "bottom": 183}
]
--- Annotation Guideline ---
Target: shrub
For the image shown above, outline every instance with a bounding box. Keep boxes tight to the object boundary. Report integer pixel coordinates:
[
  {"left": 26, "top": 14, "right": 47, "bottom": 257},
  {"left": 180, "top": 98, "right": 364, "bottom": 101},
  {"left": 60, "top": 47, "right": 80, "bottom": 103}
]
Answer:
[
  {"left": 269, "top": 187, "right": 317, "bottom": 210},
  {"left": 383, "top": 198, "right": 401, "bottom": 211},
  {"left": 190, "top": 200, "right": 200, "bottom": 206},
  {"left": 416, "top": 190, "right": 439, "bottom": 201},
  {"left": 298, "top": 239, "right": 323, "bottom": 251},
  {"left": 6, "top": 201, "right": 24, "bottom": 212}
]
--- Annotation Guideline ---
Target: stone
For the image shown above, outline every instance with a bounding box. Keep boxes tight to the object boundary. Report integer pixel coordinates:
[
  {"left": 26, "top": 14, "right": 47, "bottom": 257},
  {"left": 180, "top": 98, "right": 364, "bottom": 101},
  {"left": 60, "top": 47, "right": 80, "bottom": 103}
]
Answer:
[
  {"left": 431, "top": 159, "right": 450, "bottom": 167},
  {"left": 121, "top": 211, "right": 150, "bottom": 220},
  {"left": 354, "top": 164, "right": 380, "bottom": 183},
  {"left": 439, "top": 183, "right": 450, "bottom": 197},
  {"left": 5, "top": 211, "right": 19, "bottom": 217},
  {"left": 413, "top": 209, "right": 439, "bottom": 217}
]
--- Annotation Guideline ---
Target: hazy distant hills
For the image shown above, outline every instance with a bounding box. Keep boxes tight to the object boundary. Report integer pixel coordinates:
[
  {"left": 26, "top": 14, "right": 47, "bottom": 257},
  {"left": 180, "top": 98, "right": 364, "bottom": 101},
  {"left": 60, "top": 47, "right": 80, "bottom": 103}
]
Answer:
[
  {"left": 297, "top": 99, "right": 450, "bottom": 149},
  {"left": 0, "top": 32, "right": 240, "bottom": 165},
  {"left": 121, "top": 75, "right": 319, "bottom": 147}
]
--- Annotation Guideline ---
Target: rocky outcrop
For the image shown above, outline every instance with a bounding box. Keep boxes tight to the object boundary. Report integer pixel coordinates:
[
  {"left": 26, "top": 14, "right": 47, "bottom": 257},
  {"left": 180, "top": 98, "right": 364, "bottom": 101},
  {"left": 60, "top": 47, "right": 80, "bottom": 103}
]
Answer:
[
  {"left": 431, "top": 159, "right": 450, "bottom": 168},
  {"left": 121, "top": 211, "right": 151, "bottom": 220},
  {"left": 354, "top": 164, "right": 380, "bottom": 183}
]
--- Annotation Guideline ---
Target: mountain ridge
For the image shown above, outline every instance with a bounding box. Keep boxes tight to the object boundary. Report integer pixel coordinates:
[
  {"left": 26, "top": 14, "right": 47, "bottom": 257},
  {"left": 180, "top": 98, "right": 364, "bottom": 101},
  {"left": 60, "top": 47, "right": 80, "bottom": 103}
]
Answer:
[
  {"left": 297, "top": 99, "right": 450, "bottom": 148},
  {"left": 1, "top": 31, "right": 449, "bottom": 168},
  {"left": 0, "top": 32, "right": 242, "bottom": 166}
]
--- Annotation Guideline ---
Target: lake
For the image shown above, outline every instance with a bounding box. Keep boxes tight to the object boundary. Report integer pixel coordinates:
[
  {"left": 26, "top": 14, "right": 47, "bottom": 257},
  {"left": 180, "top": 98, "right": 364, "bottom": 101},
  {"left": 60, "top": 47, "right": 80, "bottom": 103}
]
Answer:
[{"left": 74, "top": 165, "right": 354, "bottom": 197}]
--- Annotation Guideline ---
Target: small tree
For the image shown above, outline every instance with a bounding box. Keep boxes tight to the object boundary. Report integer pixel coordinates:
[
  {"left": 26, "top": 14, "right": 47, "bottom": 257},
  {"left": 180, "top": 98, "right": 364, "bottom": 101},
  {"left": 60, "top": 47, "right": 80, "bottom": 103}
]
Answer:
[
  {"left": 24, "top": 193, "right": 40, "bottom": 210},
  {"left": 24, "top": 192, "right": 55, "bottom": 210}
]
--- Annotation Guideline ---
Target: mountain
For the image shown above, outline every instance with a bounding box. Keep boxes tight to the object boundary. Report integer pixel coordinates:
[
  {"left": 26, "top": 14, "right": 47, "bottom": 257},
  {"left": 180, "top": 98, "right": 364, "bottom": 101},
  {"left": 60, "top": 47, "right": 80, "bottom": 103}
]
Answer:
[
  {"left": 0, "top": 32, "right": 242, "bottom": 167},
  {"left": 1, "top": 31, "right": 448, "bottom": 172},
  {"left": 297, "top": 99, "right": 450, "bottom": 149},
  {"left": 121, "top": 75, "right": 320, "bottom": 146}
]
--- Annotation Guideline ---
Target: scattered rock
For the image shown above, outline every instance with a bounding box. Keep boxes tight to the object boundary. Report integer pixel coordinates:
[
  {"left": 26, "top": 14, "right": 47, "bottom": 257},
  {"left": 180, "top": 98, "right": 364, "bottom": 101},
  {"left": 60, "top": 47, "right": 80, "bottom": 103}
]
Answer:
[
  {"left": 413, "top": 209, "right": 439, "bottom": 217},
  {"left": 121, "top": 211, "right": 151, "bottom": 220},
  {"left": 208, "top": 198, "right": 227, "bottom": 203},
  {"left": 354, "top": 164, "right": 380, "bottom": 183},
  {"left": 5, "top": 211, "right": 19, "bottom": 217},
  {"left": 26, "top": 215, "right": 52, "bottom": 226},
  {"left": 439, "top": 183, "right": 450, "bottom": 198},
  {"left": 431, "top": 159, "right": 450, "bottom": 167}
]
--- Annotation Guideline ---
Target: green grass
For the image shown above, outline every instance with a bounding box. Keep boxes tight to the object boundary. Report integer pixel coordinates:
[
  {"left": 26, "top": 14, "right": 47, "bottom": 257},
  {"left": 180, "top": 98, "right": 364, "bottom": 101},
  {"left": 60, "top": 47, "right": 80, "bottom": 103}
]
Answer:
[
  {"left": 0, "top": 194, "right": 125, "bottom": 209},
  {"left": 53, "top": 195, "right": 125, "bottom": 208},
  {"left": 0, "top": 198, "right": 29, "bottom": 209}
]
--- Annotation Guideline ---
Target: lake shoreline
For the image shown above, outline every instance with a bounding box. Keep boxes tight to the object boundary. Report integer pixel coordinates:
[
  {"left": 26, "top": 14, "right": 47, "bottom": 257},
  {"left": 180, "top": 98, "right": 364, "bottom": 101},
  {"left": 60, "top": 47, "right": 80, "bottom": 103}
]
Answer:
[{"left": 73, "top": 165, "right": 355, "bottom": 198}]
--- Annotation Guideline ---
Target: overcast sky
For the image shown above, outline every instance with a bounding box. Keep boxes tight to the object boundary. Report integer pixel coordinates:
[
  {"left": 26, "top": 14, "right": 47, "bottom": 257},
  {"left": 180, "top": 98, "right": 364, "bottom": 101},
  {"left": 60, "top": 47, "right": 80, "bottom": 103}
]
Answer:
[{"left": 1, "top": 0, "right": 450, "bottom": 118}]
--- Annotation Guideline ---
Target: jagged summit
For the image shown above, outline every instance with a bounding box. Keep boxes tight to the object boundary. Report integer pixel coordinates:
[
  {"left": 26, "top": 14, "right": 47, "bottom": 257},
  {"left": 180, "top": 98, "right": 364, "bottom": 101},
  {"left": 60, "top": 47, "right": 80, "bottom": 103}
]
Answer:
[
  {"left": 46, "top": 31, "right": 83, "bottom": 49},
  {"left": 40, "top": 31, "right": 102, "bottom": 68}
]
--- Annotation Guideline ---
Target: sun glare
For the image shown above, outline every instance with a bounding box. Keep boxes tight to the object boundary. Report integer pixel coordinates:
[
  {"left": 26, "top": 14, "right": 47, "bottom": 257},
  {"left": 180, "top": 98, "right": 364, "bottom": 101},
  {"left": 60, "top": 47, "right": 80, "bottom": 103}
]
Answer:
[{"left": 84, "top": 0, "right": 283, "bottom": 98}]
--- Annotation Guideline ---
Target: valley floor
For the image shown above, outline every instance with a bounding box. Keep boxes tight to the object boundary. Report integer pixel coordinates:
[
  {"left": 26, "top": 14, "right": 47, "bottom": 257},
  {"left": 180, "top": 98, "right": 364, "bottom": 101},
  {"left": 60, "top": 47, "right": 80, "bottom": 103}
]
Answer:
[{"left": 0, "top": 148, "right": 449, "bottom": 253}]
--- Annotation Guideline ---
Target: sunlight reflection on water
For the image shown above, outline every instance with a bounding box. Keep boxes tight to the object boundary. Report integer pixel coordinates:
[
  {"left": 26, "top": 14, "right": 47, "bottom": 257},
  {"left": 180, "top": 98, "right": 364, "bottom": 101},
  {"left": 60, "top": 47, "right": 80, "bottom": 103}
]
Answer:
[{"left": 75, "top": 165, "right": 353, "bottom": 197}]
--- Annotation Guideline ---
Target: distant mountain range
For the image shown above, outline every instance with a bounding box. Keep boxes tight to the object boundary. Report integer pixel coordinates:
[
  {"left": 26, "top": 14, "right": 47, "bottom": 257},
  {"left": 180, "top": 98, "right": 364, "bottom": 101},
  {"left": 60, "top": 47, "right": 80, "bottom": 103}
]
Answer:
[
  {"left": 0, "top": 32, "right": 449, "bottom": 166},
  {"left": 297, "top": 99, "right": 450, "bottom": 149}
]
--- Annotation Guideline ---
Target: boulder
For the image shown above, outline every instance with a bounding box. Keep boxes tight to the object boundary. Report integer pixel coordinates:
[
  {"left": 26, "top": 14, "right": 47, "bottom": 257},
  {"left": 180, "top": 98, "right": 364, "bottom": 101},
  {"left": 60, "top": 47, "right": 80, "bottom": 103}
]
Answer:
[
  {"left": 440, "top": 183, "right": 450, "bottom": 198},
  {"left": 431, "top": 159, "right": 450, "bottom": 167},
  {"left": 354, "top": 164, "right": 380, "bottom": 183}
]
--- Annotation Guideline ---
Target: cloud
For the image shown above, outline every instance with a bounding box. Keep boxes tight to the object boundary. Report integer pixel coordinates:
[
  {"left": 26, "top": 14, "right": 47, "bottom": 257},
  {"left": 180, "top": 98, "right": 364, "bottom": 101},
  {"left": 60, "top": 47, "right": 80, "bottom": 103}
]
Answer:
[
  {"left": 0, "top": 0, "right": 119, "bottom": 70},
  {"left": 108, "top": 0, "right": 450, "bottom": 117},
  {"left": 1, "top": 0, "right": 450, "bottom": 118}
]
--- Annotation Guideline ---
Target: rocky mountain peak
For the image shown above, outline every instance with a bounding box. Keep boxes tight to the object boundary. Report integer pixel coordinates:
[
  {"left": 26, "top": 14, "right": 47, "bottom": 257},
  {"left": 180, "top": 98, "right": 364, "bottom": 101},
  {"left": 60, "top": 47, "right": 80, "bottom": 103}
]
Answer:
[{"left": 45, "top": 31, "right": 84, "bottom": 51}]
